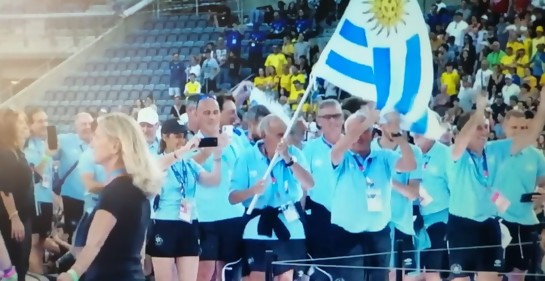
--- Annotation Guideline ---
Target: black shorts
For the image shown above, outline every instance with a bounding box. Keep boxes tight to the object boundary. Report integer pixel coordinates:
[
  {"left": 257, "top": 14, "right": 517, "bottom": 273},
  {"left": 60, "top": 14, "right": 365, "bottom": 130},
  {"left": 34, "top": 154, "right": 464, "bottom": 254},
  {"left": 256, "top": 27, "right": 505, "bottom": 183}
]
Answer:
[
  {"left": 447, "top": 214, "right": 504, "bottom": 277},
  {"left": 392, "top": 227, "right": 417, "bottom": 271},
  {"left": 198, "top": 217, "right": 245, "bottom": 262},
  {"left": 244, "top": 239, "right": 306, "bottom": 276},
  {"left": 62, "top": 196, "right": 84, "bottom": 237},
  {"left": 304, "top": 197, "right": 332, "bottom": 259},
  {"left": 329, "top": 224, "right": 391, "bottom": 281},
  {"left": 420, "top": 222, "right": 449, "bottom": 273},
  {"left": 146, "top": 220, "right": 200, "bottom": 257},
  {"left": 502, "top": 220, "right": 539, "bottom": 272},
  {"left": 32, "top": 202, "right": 53, "bottom": 238}
]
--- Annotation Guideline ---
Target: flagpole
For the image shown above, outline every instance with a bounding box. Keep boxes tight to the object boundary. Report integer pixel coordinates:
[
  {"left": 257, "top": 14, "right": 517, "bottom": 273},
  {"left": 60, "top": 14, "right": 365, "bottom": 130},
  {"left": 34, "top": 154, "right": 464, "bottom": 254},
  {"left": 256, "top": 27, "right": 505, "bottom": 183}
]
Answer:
[{"left": 246, "top": 79, "right": 315, "bottom": 215}]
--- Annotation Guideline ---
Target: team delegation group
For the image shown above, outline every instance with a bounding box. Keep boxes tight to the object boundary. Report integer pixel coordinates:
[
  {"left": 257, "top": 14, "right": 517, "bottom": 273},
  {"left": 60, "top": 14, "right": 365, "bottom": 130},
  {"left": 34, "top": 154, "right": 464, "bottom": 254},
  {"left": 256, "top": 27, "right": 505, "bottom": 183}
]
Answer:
[{"left": 1, "top": 89, "right": 545, "bottom": 281}]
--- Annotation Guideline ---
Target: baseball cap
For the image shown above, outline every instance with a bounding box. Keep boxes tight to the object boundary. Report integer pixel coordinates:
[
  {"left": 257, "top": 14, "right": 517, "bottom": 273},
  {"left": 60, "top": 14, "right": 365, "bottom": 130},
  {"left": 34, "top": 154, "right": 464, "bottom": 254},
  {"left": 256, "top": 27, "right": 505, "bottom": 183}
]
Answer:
[
  {"left": 505, "top": 74, "right": 513, "bottom": 80},
  {"left": 137, "top": 107, "right": 159, "bottom": 125},
  {"left": 538, "top": 26, "right": 544, "bottom": 32},
  {"left": 161, "top": 118, "right": 188, "bottom": 135}
]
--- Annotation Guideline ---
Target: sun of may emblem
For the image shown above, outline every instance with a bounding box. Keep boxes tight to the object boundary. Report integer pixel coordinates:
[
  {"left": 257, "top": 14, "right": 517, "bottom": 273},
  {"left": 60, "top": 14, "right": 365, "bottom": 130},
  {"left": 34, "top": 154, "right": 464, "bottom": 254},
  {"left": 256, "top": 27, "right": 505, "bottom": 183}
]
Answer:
[{"left": 363, "top": 0, "right": 409, "bottom": 35}]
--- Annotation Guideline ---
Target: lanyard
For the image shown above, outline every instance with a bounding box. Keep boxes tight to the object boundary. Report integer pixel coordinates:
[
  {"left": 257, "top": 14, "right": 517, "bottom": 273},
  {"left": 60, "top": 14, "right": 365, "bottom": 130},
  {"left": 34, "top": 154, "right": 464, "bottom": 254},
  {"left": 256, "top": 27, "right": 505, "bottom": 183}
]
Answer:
[
  {"left": 263, "top": 146, "right": 277, "bottom": 184},
  {"left": 423, "top": 155, "right": 431, "bottom": 169},
  {"left": 352, "top": 154, "right": 373, "bottom": 179},
  {"left": 467, "top": 149, "right": 489, "bottom": 181},
  {"left": 170, "top": 161, "right": 190, "bottom": 198},
  {"left": 322, "top": 136, "right": 333, "bottom": 148}
]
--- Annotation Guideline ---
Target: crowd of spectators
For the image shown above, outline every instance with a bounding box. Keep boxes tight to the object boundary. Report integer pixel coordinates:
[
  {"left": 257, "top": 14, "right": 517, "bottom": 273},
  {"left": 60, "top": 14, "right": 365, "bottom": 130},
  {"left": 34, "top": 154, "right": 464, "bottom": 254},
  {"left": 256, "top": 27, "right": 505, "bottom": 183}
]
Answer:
[{"left": 428, "top": 0, "right": 545, "bottom": 149}]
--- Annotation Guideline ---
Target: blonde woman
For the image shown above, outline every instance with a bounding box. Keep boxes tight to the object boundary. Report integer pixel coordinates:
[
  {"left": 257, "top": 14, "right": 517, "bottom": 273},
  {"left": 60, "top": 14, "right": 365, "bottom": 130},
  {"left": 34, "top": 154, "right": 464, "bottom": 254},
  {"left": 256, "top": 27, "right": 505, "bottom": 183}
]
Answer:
[{"left": 57, "top": 113, "right": 163, "bottom": 281}]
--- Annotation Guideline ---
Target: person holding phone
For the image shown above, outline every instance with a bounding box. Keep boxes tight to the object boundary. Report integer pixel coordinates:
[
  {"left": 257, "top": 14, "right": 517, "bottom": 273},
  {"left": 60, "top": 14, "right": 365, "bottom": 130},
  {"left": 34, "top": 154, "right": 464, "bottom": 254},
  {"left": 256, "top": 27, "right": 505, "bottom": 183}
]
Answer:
[
  {"left": 447, "top": 89, "right": 545, "bottom": 281},
  {"left": 147, "top": 118, "right": 223, "bottom": 281},
  {"left": 487, "top": 106, "right": 545, "bottom": 281},
  {"left": 189, "top": 95, "right": 245, "bottom": 281},
  {"left": 0, "top": 107, "right": 32, "bottom": 281}
]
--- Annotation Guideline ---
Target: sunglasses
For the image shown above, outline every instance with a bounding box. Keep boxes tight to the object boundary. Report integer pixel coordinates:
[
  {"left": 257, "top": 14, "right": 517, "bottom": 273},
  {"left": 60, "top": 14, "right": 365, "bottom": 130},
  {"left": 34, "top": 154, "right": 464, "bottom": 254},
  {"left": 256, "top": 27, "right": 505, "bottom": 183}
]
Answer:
[{"left": 196, "top": 94, "right": 217, "bottom": 108}]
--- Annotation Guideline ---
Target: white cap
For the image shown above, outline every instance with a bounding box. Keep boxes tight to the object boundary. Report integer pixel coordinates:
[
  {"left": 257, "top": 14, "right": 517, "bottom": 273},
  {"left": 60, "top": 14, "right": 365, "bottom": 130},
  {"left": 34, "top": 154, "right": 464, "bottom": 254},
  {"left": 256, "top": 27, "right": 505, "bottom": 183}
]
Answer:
[
  {"left": 505, "top": 74, "right": 513, "bottom": 80},
  {"left": 137, "top": 107, "right": 159, "bottom": 125}
]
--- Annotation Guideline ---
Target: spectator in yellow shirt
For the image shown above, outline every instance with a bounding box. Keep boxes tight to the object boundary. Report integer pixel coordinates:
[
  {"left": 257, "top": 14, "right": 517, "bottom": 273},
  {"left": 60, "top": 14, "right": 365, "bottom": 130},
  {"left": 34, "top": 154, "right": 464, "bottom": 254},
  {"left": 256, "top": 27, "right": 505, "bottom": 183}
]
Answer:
[
  {"left": 522, "top": 68, "right": 537, "bottom": 89},
  {"left": 264, "top": 66, "right": 280, "bottom": 92},
  {"left": 500, "top": 47, "right": 516, "bottom": 74},
  {"left": 506, "top": 34, "right": 524, "bottom": 53},
  {"left": 264, "top": 45, "right": 288, "bottom": 77},
  {"left": 183, "top": 73, "right": 201, "bottom": 96},
  {"left": 279, "top": 64, "right": 292, "bottom": 96},
  {"left": 289, "top": 65, "right": 306, "bottom": 94},
  {"left": 282, "top": 36, "right": 294, "bottom": 57},
  {"left": 440, "top": 63, "right": 460, "bottom": 96},
  {"left": 532, "top": 26, "right": 545, "bottom": 57},
  {"left": 253, "top": 68, "right": 267, "bottom": 90},
  {"left": 289, "top": 80, "right": 305, "bottom": 110},
  {"left": 514, "top": 48, "right": 530, "bottom": 77}
]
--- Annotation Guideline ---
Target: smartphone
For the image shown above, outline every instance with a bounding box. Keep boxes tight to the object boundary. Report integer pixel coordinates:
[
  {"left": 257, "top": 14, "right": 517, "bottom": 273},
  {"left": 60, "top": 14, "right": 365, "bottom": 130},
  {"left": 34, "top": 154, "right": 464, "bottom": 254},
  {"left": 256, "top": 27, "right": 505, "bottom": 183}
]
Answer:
[
  {"left": 222, "top": 125, "right": 234, "bottom": 136},
  {"left": 47, "top": 125, "right": 58, "bottom": 150},
  {"left": 520, "top": 192, "right": 540, "bottom": 203},
  {"left": 198, "top": 137, "right": 218, "bottom": 148}
]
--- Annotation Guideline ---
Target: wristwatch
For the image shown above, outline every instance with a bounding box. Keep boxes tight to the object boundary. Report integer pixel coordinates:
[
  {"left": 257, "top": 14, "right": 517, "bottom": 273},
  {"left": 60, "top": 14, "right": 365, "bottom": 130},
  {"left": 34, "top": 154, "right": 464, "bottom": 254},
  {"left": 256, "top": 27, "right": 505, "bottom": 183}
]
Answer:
[
  {"left": 391, "top": 132, "right": 403, "bottom": 138},
  {"left": 285, "top": 156, "right": 297, "bottom": 167}
]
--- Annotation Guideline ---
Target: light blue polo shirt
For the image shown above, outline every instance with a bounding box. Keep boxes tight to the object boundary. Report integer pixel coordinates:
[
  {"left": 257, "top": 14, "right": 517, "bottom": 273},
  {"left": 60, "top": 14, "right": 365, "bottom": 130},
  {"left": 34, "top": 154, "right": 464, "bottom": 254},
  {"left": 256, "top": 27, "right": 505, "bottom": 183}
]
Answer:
[
  {"left": 58, "top": 133, "right": 88, "bottom": 201},
  {"left": 447, "top": 141, "right": 509, "bottom": 222},
  {"left": 391, "top": 145, "right": 423, "bottom": 236},
  {"left": 77, "top": 148, "right": 106, "bottom": 214},
  {"left": 230, "top": 140, "right": 308, "bottom": 240},
  {"left": 489, "top": 139, "right": 545, "bottom": 225},
  {"left": 302, "top": 136, "right": 336, "bottom": 211},
  {"left": 418, "top": 141, "right": 450, "bottom": 227},
  {"left": 195, "top": 142, "right": 245, "bottom": 222},
  {"left": 148, "top": 139, "right": 160, "bottom": 155},
  {"left": 331, "top": 148, "right": 400, "bottom": 233},
  {"left": 24, "top": 138, "right": 53, "bottom": 204},
  {"left": 155, "top": 159, "right": 203, "bottom": 221}
]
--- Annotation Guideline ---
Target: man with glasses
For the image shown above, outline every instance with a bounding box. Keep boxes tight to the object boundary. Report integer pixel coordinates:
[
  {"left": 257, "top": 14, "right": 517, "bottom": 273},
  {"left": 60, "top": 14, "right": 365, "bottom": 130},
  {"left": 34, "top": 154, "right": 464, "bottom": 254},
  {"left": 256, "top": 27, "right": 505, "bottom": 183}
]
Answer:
[{"left": 302, "top": 100, "right": 344, "bottom": 271}]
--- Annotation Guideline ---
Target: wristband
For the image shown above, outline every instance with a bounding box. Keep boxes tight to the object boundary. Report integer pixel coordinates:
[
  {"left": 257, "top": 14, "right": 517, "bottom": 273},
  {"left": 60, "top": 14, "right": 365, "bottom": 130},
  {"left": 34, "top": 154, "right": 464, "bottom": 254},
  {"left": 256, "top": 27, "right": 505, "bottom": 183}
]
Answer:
[
  {"left": 3, "top": 266, "right": 16, "bottom": 279},
  {"left": 67, "top": 269, "right": 79, "bottom": 281},
  {"left": 43, "top": 155, "right": 52, "bottom": 162},
  {"left": 8, "top": 211, "right": 18, "bottom": 220}
]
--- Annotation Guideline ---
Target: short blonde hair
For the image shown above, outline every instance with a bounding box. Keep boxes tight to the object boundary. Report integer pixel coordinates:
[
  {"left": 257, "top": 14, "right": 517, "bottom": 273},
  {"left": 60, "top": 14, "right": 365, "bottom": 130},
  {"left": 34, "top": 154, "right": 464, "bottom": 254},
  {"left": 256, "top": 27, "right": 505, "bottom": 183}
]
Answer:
[{"left": 97, "top": 113, "right": 163, "bottom": 197}]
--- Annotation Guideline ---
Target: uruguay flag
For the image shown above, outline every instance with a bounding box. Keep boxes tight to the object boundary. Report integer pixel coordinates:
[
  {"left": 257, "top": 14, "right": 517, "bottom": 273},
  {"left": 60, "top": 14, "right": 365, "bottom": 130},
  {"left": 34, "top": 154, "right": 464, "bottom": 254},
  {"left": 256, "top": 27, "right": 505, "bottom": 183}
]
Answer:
[{"left": 312, "top": 0, "right": 444, "bottom": 139}]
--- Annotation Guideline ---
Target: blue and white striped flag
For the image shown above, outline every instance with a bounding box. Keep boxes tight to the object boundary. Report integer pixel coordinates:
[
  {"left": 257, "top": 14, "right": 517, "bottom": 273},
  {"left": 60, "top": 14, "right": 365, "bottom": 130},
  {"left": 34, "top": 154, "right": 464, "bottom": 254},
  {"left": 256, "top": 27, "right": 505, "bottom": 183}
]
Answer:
[{"left": 313, "top": 0, "right": 444, "bottom": 139}]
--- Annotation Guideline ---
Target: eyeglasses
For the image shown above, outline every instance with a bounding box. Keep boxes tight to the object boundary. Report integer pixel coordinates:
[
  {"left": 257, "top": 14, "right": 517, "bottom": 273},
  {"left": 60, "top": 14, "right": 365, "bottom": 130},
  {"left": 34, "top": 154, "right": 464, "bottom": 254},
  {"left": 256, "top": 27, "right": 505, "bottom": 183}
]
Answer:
[{"left": 317, "top": 114, "right": 343, "bottom": 120}]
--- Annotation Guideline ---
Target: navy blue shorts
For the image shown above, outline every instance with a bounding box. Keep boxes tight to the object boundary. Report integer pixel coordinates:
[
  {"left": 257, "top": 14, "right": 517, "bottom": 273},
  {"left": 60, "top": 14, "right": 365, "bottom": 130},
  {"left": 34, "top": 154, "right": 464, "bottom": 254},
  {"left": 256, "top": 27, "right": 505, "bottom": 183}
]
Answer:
[
  {"left": 243, "top": 239, "right": 306, "bottom": 276},
  {"left": 304, "top": 197, "right": 332, "bottom": 259},
  {"left": 420, "top": 222, "right": 449, "bottom": 274},
  {"left": 146, "top": 220, "right": 200, "bottom": 257},
  {"left": 447, "top": 214, "right": 504, "bottom": 277},
  {"left": 198, "top": 217, "right": 245, "bottom": 262},
  {"left": 329, "top": 224, "right": 391, "bottom": 281},
  {"left": 502, "top": 220, "right": 538, "bottom": 272}
]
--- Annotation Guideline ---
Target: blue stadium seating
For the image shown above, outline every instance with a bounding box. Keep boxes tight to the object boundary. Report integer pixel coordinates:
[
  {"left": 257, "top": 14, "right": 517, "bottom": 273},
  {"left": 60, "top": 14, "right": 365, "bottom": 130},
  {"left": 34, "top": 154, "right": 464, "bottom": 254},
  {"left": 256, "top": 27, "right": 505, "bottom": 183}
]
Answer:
[{"left": 34, "top": 14, "right": 287, "bottom": 131}]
